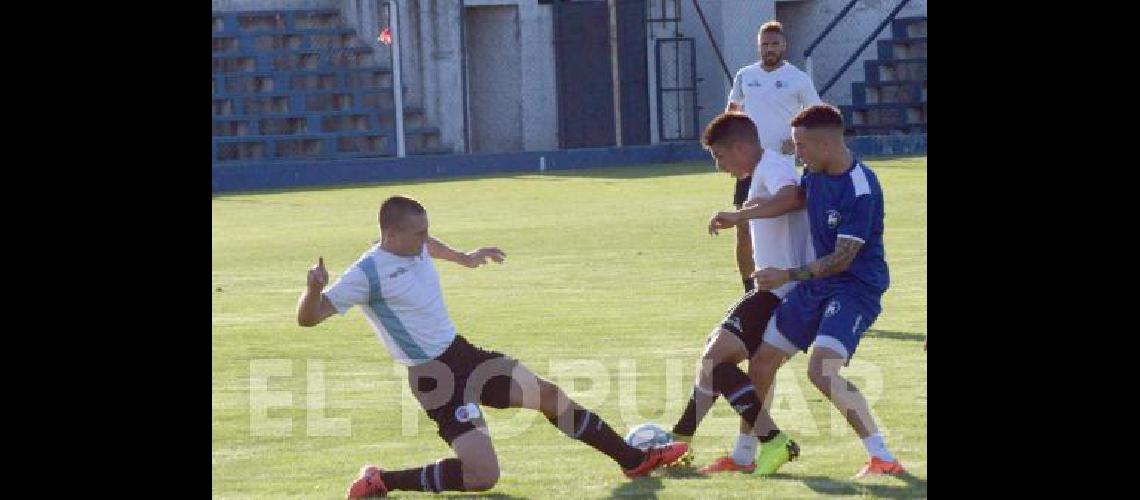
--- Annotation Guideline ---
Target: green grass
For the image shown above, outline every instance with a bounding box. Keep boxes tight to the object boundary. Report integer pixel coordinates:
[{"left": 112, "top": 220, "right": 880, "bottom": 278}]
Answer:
[{"left": 212, "top": 156, "right": 927, "bottom": 499}]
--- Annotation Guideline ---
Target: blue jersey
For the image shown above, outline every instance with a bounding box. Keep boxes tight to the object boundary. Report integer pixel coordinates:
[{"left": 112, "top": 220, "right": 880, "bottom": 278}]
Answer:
[{"left": 801, "top": 157, "right": 889, "bottom": 297}]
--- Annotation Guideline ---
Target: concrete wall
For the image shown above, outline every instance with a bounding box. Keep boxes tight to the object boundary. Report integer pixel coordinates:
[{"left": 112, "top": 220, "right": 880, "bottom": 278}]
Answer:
[
  {"left": 778, "top": 0, "right": 927, "bottom": 106},
  {"left": 678, "top": 0, "right": 727, "bottom": 138}
]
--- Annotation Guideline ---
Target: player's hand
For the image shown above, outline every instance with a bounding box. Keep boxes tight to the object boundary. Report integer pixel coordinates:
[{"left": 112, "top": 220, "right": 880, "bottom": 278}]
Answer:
[
  {"left": 780, "top": 138, "right": 796, "bottom": 155},
  {"left": 462, "top": 247, "right": 506, "bottom": 268},
  {"left": 708, "top": 211, "right": 741, "bottom": 236},
  {"left": 752, "top": 267, "right": 789, "bottom": 291},
  {"left": 308, "top": 256, "right": 329, "bottom": 291}
]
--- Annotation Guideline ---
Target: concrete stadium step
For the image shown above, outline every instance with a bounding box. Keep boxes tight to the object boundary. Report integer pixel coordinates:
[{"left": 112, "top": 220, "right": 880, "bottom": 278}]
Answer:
[
  {"left": 212, "top": 127, "right": 441, "bottom": 162},
  {"left": 891, "top": 16, "right": 927, "bottom": 38},
  {"left": 840, "top": 103, "right": 926, "bottom": 127},
  {"left": 876, "top": 37, "right": 927, "bottom": 60},
  {"left": 213, "top": 67, "right": 392, "bottom": 95},
  {"left": 213, "top": 9, "right": 343, "bottom": 34},
  {"left": 212, "top": 89, "right": 396, "bottom": 115},
  {"left": 863, "top": 58, "right": 927, "bottom": 83},
  {"left": 213, "top": 28, "right": 361, "bottom": 54},
  {"left": 212, "top": 47, "right": 376, "bottom": 74},
  {"left": 851, "top": 80, "right": 926, "bottom": 105},
  {"left": 212, "top": 108, "right": 428, "bottom": 136}
]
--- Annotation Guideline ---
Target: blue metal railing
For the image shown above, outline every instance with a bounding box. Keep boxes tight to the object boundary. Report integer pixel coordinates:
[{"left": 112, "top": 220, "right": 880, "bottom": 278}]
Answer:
[
  {"left": 803, "top": 0, "right": 860, "bottom": 82},
  {"left": 803, "top": 0, "right": 915, "bottom": 97},
  {"left": 819, "top": 0, "right": 912, "bottom": 97}
]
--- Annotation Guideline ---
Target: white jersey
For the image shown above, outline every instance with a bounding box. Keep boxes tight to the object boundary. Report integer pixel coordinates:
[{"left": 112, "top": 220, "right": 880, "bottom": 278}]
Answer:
[
  {"left": 728, "top": 61, "right": 822, "bottom": 158},
  {"left": 323, "top": 244, "right": 456, "bottom": 366},
  {"left": 747, "top": 152, "right": 815, "bottom": 298}
]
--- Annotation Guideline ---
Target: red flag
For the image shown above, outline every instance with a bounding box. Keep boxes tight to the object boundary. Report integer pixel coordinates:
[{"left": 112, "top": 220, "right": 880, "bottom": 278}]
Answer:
[{"left": 378, "top": 27, "right": 392, "bottom": 45}]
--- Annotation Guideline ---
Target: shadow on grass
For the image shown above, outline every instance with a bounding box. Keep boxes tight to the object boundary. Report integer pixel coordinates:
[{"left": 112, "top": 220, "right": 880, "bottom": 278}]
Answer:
[
  {"left": 767, "top": 471, "right": 926, "bottom": 498},
  {"left": 437, "top": 493, "right": 530, "bottom": 499},
  {"left": 865, "top": 329, "right": 926, "bottom": 342},
  {"left": 608, "top": 475, "right": 664, "bottom": 499}
]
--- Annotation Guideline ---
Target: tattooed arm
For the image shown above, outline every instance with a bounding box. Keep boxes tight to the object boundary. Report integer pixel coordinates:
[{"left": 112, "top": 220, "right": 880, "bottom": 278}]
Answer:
[
  {"left": 752, "top": 236, "right": 863, "bottom": 290},
  {"left": 799, "top": 236, "right": 863, "bottom": 279}
]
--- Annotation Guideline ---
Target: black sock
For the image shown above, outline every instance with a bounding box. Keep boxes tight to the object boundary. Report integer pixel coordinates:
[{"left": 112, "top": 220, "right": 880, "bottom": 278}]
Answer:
[
  {"left": 672, "top": 386, "right": 718, "bottom": 437},
  {"left": 743, "top": 278, "right": 755, "bottom": 292},
  {"left": 712, "top": 363, "right": 761, "bottom": 427},
  {"left": 548, "top": 408, "right": 645, "bottom": 470},
  {"left": 380, "top": 458, "right": 465, "bottom": 492},
  {"left": 757, "top": 429, "right": 781, "bottom": 443}
]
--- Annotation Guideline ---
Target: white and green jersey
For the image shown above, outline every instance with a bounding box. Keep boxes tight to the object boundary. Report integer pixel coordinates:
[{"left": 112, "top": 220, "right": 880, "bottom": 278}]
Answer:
[{"left": 324, "top": 244, "right": 456, "bottom": 365}]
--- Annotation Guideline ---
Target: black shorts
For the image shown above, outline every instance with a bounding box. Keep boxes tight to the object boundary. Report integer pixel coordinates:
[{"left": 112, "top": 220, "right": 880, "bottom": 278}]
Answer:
[
  {"left": 733, "top": 175, "right": 751, "bottom": 207},
  {"left": 719, "top": 289, "right": 781, "bottom": 357},
  {"left": 407, "top": 334, "right": 521, "bottom": 444}
]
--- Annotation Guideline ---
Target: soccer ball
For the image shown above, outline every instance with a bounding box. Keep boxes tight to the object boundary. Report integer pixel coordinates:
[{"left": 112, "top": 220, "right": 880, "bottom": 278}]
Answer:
[{"left": 625, "top": 422, "right": 672, "bottom": 451}]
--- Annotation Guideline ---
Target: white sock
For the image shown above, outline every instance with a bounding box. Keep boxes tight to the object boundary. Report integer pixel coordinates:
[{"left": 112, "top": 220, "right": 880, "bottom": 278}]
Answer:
[
  {"left": 861, "top": 433, "right": 896, "bottom": 462},
  {"left": 731, "top": 433, "right": 758, "bottom": 465}
]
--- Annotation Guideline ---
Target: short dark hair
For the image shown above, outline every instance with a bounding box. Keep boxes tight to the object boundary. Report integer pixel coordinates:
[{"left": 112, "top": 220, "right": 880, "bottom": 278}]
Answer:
[
  {"left": 378, "top": 195, "right": 426, "bottom": 231},
  {"left": 701, "top": 112, "right": 759, "bottom": 149},
  {"left": 790, "top": 104, "right": 845, "bottom": 130},
  {"left": 758, "top": 21, "right": 785, "bottom": 38}
]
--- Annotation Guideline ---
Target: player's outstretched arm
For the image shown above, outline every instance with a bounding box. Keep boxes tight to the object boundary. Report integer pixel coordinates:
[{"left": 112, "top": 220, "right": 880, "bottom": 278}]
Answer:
[
  {"left": 708, "top": 185, "right": 805, "bottom": 235},
  {"left": 752, "top": 236, "right": 863, "bottom": 290},
  {"left": 426, "top": 236, "right": 506, "bottom": 268},
  {"left": 297, "top": 256, "right": 337, "bottom": 327}
]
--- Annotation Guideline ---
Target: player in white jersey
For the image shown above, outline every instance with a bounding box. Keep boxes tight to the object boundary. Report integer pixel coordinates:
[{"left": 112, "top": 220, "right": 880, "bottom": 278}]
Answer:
[
  {"left": 296, "top": 196, "right": 688, "bottom": 498},
  {"left": 668, "top": 113, "right": 813, "bottom": 476},
  {"left": 725, "top": 20, "right": 822, "bottom": 327},
  {"left": 727, "top": 21, "right": 822, "bottom": 159}
]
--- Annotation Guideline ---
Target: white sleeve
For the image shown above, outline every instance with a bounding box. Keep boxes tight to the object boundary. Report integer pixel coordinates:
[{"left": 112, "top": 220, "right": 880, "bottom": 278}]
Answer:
[
  {"left": 800, "top": 73, "right": 823, "bottom": 107},
  {"left": 728, "top": 70, "right": 744, "bottom": 106},
  {"left": 323, "top": 263, "right": 370, "bottom": 315},
  {"left": 758, "top": 156, "right": 800, "bottom": 194}
]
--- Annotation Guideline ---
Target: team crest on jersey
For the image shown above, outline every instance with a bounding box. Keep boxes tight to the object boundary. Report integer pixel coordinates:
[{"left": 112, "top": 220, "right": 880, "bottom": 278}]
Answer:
[
  {"left": 825, "top": 300, "right": 841, "bottom": 318},
  {"left": 726, "top": 316, "right": 743, "bottom": 332},
  {"left": 387, "top": 267, "right": 409, "bottom": 279},
  {"left": 826, "top": 210, "right": 841, "bottom": 228},
  {"left": 775, "top": 80, "right": 785, "bottom": 88},
  {"left": 455, "top": 403, "right": 482, "bottom": 423}
]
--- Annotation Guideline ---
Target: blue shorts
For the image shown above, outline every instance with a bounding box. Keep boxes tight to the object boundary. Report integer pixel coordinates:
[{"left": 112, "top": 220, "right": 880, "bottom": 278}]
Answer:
[{"left": 774, "top": 283, "right": 882, "bottom": 359}]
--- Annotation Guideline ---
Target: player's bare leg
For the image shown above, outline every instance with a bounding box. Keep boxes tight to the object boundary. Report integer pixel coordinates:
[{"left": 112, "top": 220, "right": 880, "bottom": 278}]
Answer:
[{"left": 807, "top": 345, "right": 904, "bottom": 479}]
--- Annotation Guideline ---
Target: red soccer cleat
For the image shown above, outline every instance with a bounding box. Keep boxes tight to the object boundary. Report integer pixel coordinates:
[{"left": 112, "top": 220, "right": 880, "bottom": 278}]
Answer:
[
  {"left": 346, "top": 465, "right": 388, "bottom": 499},
  {"left": 624, "top": 442, "right": 690, "bottom": 478},
  {"left": 853, "top": 457, "right": 906, "bottom": 479}
]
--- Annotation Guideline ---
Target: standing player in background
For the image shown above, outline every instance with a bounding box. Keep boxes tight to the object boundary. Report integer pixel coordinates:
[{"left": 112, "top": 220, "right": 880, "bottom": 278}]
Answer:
[{"left": 726, "top": 21, "right": 821, "bottom": 295}]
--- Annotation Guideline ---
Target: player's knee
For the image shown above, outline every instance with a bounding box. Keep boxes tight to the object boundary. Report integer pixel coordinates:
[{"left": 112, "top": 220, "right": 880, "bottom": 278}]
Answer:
[
  {"left": 462, "top": 466, "right": 499, "bottom": 494},
  {"left": 464, "top": 461, "right": 500, "bottom": 491},
  {"left": 700, "top": 329, "right": 732, "bottom": 362}
]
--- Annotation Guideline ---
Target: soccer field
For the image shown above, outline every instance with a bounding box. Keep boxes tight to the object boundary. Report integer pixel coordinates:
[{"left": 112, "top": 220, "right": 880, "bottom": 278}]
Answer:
[{"left": 212, "top": 156, "right": 927, "bottom": 499}]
